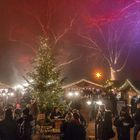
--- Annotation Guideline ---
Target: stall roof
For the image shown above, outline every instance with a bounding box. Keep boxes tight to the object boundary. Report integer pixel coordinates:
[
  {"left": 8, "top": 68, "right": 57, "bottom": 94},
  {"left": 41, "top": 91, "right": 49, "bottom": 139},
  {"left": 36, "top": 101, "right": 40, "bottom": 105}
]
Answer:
[
  {"left": 62, "top": 79, "right": 103, "bottom": 89},
  {"left": 119, "top": 79, "right": 140, "bottom": 94}
]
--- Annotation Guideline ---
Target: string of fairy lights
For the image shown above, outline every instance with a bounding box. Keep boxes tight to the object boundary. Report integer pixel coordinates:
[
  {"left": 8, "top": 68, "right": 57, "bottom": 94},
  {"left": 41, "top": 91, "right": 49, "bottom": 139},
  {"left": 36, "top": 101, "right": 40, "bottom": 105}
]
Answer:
[{"left": 66, "top": 89, "right": 103, "bottom": 106}]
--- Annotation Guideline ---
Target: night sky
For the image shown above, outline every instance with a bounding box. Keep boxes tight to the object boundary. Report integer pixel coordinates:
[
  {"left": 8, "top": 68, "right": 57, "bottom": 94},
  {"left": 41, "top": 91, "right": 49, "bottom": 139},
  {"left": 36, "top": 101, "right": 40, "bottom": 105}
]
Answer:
[{"left": 0, "top": 0, "right": 140, "bottom": 85}]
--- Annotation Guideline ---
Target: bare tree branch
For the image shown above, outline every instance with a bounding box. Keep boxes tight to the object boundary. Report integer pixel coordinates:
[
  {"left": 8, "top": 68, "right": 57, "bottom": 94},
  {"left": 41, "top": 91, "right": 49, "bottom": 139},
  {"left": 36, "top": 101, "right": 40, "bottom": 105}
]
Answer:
[
  {"left": 77, "top": 33, "right": 100, "bottom": 51},
  {"left": 116, "top": 44, "right": 131, "bottom": 72},
  {"left": 54, "top": 15, "right": 77, "bottom": 45},
  {"left": 9, "top": 29, "right": 36, "bottom": 53},
  {"left": 22, "top": 11, "right": 48, "bottom": 36}
]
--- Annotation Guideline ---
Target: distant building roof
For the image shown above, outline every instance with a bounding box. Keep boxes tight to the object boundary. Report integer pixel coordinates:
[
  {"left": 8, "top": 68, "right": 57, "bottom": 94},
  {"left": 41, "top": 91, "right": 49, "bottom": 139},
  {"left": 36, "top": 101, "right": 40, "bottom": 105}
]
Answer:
[{"left": 62, "top": 79, "right": 103, "bottom": 89}]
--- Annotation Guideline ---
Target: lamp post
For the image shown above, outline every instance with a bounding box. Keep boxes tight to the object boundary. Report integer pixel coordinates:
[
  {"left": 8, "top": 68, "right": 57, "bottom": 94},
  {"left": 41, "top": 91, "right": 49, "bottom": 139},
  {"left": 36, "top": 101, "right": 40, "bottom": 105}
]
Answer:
[{"left": 95, "top": 72, "right": 102, "bottom": 79}]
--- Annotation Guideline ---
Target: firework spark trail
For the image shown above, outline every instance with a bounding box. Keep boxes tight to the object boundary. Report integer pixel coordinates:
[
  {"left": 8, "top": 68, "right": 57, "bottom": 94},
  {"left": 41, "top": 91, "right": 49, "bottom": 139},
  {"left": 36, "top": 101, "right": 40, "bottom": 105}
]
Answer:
[{"left": 84, "top": 0, "right": 140, "bottom": 28}]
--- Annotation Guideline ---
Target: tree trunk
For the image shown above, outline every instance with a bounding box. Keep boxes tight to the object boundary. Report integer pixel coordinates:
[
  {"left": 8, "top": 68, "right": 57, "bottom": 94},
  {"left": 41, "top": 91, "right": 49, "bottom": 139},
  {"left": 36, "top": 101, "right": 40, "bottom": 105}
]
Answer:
[{"left": 110, "top": 67, "right": 118, "bottom": 81}]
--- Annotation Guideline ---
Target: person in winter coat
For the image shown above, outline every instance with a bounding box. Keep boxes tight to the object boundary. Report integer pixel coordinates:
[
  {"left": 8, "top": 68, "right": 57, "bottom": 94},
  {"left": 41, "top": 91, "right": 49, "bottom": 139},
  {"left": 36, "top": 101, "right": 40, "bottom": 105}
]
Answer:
[
  {"left": 18, "top": 108, "right": 34, "bottom": 140},
  {"left": 50, "top": 107, "right": 62, "bottom": 128},
  {"left": 0, "top": 108, "right": 20, "bottom": 140},
  {"left": 131, "top": 95, "right": 138, "bottom": 116},
  {"left": 96, "top": 105, "right": 115, "bottom": 140},
  {"left": 114, "top": 106, "right": 134, "bottom": 140},
  {"left": 60, "top": 112, "right": 73, "bottom": 140},
  {"left": 50, "top": 107, "right": 62, "bottom": 120},
  {"left": 72, "top": 109, "right": 86, "bottom": 128},
  {"left": 133, "top": 102, "right": 140, "bottom": 140},
  {"left": 61, "top": 112, "right": 86, "bottom": 140}
]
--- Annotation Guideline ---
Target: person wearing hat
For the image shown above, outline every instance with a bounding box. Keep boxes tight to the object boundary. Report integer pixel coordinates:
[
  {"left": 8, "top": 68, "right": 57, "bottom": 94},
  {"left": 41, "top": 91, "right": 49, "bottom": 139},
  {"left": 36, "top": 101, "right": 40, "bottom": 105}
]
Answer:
[{"left": 0, "top": 108, "right": 20, "bottom": 140}]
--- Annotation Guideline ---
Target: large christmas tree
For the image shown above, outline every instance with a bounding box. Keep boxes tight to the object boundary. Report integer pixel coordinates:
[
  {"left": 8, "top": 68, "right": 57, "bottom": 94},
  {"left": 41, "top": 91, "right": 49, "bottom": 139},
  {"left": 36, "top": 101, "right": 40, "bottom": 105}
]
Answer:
[{"left": 27, "top": 37, "right": 65, "bottom": 113}]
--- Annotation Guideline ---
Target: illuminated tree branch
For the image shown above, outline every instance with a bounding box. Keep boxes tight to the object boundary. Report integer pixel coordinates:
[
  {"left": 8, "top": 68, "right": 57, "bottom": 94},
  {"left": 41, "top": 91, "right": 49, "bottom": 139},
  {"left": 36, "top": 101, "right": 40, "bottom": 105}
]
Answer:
[
  {"left": 9, "top": 28, "right": 36, "bottom": 52},
  {"left": 8, "top": 1, "right": 79, "bottom": 74},
  {"left": 77, "top": 33, "right": 101, "bottom": 51},
  {"left": 54, "top": 55, "right": 81, "bottom": 71},
  {"left": 78, "top": 20, "right": 133, "bottom": 80}
]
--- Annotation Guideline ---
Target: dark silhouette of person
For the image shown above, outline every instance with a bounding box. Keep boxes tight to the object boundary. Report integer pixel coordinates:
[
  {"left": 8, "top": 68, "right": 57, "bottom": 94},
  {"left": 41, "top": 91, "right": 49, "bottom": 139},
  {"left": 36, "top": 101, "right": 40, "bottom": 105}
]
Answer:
[
  {"left": 110, "top": 92, "right": 117, "bottom": 116},
  {"left": 50, "top": 107, "right": 62, "bottom": 120},
  {"left": 18, "top": 108, "right": 34, "bottom": 140},
  {"left": 131, "top": 95, "right": 138, "bottom": 115},
  {"left": 114, "top": 106, "right": 134, "bottom": 140},
  {"left": 0, "top": 108, "right": 19, "bottom": 140},
  {"left": 72, "top": 109, "right": 86, "bottom": 127},
  {"left": 133, "top": 102, "right": 140, "bottom": 140},
  {"left": 96, "top": 105, "right": 115, "bottom": 140},
  {"left": 60, "top": 112, "right": 73, "bottom": 140},
  {"left": 61, "top": 112, "right": 86, "bottom": 140}
]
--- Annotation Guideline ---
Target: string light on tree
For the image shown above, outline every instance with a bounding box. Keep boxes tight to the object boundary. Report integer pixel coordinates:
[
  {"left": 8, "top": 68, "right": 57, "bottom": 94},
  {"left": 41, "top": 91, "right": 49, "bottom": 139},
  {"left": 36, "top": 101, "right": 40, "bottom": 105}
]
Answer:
[{"left": 26, "top": 37, "right": 65, "bottom": 113}]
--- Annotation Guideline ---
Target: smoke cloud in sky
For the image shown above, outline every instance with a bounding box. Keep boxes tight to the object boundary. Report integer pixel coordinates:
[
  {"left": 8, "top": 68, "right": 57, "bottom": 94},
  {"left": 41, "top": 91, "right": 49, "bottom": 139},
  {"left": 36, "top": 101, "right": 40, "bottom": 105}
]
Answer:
[{"left": 0, "top": 0, "right": 140, "bottom": 85}]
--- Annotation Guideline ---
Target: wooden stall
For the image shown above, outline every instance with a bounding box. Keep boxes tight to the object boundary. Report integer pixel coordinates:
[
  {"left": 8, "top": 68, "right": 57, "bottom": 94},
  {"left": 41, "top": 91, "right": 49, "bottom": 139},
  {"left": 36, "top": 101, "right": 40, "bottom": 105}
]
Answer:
[
  {"left": 119, "top": 79, "right": 140, "bottom": 104},
  {"left": 62, "top": 79, "right": 103, "bottom": 121}
]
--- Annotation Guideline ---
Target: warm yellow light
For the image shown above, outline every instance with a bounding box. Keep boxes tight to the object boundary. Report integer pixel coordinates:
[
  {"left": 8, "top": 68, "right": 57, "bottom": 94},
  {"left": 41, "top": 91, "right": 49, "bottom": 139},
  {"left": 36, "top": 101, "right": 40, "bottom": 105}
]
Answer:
[{"left": 96, "top": 72, "right": 102, "bottom": 78}]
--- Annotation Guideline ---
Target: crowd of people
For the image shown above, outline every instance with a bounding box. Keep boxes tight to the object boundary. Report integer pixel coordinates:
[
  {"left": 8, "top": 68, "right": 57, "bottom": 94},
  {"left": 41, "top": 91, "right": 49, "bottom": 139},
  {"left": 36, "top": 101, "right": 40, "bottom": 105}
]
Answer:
[
  {"left": 0, "top": 104, "right": 87, "bottom": 140},
  {"left": 0, "top": 94, "right": 139, "bottom": 140},
  {"left": 96, "top": 101, "right": 140, "bottom": 140},
  {"left": 48, "top": 107, "right": 87, "bottom": 140},
  {"left": 60, "top": 110, "right": 86, "bottom": 140},
  {"left": 0, "top": 106, "right": 34, "bottom": 140}
]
